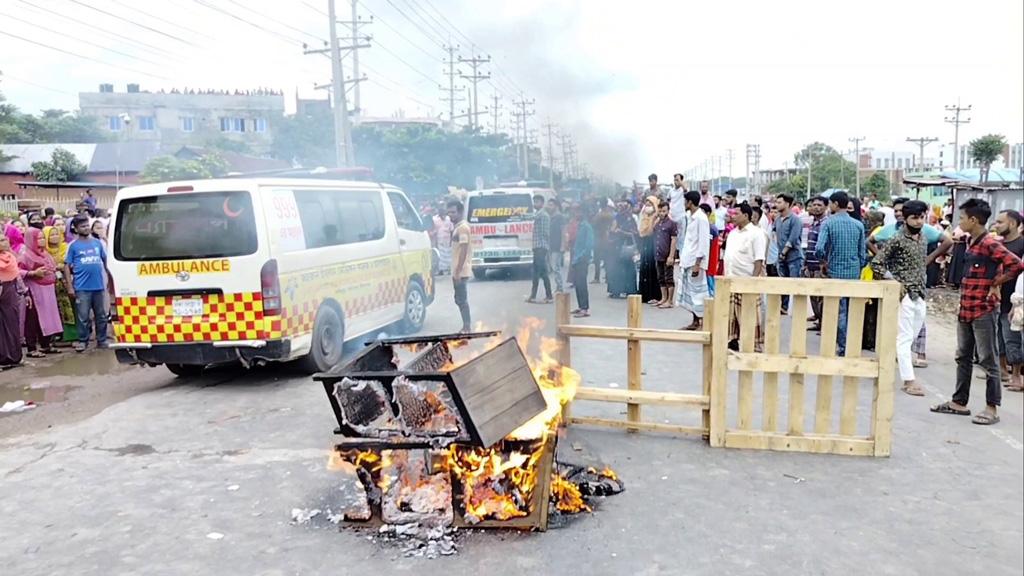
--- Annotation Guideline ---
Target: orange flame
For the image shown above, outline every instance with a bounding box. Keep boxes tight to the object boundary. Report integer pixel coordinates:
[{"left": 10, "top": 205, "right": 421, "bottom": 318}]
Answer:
[{"left": 551, "top": 473, "right": 590, "bottom": 513}]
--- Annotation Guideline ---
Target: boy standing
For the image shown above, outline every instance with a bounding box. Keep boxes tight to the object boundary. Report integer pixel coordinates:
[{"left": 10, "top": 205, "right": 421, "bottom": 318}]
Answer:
[
  {"left": 447, "top": 199, "right": 473, "bottom": 333},
  {"left": 931, "top": 199, "right": 1023, "bottom": 425},
  {"left": 65, "top": 216, "right": 109, "bottom": 351},
  {"left": 653, "top": 200, "right": 678, "bottom": 309}
]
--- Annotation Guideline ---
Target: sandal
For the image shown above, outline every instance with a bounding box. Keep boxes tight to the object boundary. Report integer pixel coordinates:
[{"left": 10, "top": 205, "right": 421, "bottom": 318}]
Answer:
[
  {"left": 971, "top": 411, "right": 1000, "bottom": 425},
  {"left": 901, "top": 385, "right": 925, "bottom": 397},
  {"left": 1005, "top": 385, "right": 1024, "bottom": 393},
  {"left": 26, "top": 351, "right": 46, "bottom": 359},
  {"left": 912, "top": 359, "right": 928, "bottom": 368},
  {"left": 657, "top": 303, "right": 675, "bottom": 309},
  {"left": 42, "top": 348, "right": 62, "bottom": 355},
  {"left": 930, "top": 401, "right": 971, "bottom": 416},
  {"left": 647, "top": 299, "right": 661, "bottom": 305},
  {"left": 573, "top": 310, "right": 591, "bottom": 318}
]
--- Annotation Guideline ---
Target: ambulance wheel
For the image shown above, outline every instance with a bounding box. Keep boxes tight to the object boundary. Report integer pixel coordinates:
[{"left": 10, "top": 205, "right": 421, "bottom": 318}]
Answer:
[
  {"left": 400, "top": 281, "right": 427, "bottom": 334},
  {"left": 166, "top": 364, "right": 204, "bottom": 378},
  {"left": 302, "top": 305, "right": 345, "bottom": 373},
  {"left": 472, "top": 268, "right": 487, "bottom": 280}
]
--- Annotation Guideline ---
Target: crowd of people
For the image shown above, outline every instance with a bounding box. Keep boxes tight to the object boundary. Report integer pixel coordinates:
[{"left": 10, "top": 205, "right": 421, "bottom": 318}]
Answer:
[
  {"left": 505, "top": 173, "right": 1024, "bottom": 426},
  {"left": 1, "top": 200, "right": 113, "bottom": 370}
]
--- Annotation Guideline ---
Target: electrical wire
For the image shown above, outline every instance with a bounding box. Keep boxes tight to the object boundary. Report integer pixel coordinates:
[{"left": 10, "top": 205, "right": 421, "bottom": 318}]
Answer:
[
  {"left": 358, "top": 2, "right": 443, "bottom": 63},
  {"left": 381, "top": 0, "right": 445, "bottom": 48},
  {"left": 1, "top": 12, "right": 165, "bottom": 67},
  {"left": 0, "top": 30, "right": 172, "bottom": 81},
  {"left": 0, "top": 73, "right": 77, "bottom": 96},
  {"left": 105, "top": 0, "right": 216, "bottom": 42},
  {"left": 397, "top": 0, "right": 451, "bottom": 46},
  {"left": 223, "top": 0, "right": 326, "bottom": 43},
  {"left": 190, "top": 0, "right": 306, "bottom": 46},
  {"left": 65, "top": 0, "right": 199, "bottom": 46}
]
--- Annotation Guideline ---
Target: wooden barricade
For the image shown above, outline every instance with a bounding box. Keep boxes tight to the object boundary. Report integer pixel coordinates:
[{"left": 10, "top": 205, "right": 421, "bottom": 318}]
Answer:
[
  {"left": 555, "top": 292, "right": 713, "bottom": 437},
  {"left": 708, "top": 277, "right": 900, "bottom": 457}
]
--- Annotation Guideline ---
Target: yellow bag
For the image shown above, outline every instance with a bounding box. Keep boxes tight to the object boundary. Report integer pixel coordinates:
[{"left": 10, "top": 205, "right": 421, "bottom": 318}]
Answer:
[{"left": 860, "top": 266, "right": 873, "bottom": 281}]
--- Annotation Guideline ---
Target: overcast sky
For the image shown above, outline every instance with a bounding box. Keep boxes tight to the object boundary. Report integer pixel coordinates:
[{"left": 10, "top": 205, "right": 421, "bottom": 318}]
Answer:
[{"left": 1, "top": 0, "right": 1022, "bottom": 181}]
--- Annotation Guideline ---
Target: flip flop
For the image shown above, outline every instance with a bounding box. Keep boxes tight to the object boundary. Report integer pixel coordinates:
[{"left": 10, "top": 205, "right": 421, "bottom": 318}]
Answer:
[
  {"left": 930, "top": 401, "right": 971, "bottom": 416},
  {"left": 573, "top": 311, "right": 591, "bottom": 318},
  {"left": 972, "top": 412, "right": 1000, "bottom": 425},
  {"left": 901, "top": 385, "right": 926, "bottom": 397},
  {"left": 1005, "top": 385, "right": 1024, "bottom": 393}
]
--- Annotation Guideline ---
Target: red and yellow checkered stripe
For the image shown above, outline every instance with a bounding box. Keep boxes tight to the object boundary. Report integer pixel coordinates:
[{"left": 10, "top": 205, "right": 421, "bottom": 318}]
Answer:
[{"left": 115, "top": 292, "right": 266, "bottom": 344}]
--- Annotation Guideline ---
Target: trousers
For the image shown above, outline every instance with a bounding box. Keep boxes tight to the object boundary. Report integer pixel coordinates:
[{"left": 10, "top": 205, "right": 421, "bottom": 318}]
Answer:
[
  {"left": 896, "top": 295, "right": 928, "bottom": 382},
  {"left": 453, "top": 279, "right": 471, "bottom": 331},
  {"left": 74, "top": 290, "right": 108, "bottom": 345},
  {"left": 530, "top": 247, "right": 552, "bottom": 300},
  {"left": 954, "top": 314, "right": 1001, "bottom": 407},
  {"left": 549, "top": 251, "right": 565, "bottom": 293},
  {"left": 573, "top": 259, "right": 590, "bottom": 311}
]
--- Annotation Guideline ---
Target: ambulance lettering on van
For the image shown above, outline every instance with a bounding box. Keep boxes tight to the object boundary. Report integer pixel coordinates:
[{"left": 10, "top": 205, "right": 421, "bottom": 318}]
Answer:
[
  {"left": 465, "top": 188, "right": 554, "bottom": 280},
  {"left": 108, "top": 179, "right": 434, "bottom": 377}
]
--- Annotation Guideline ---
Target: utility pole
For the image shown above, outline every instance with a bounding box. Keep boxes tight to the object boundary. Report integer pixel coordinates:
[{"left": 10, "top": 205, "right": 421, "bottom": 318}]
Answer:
[
  {"left": 512, "top": 95, "right": 535, "bottom": 179},
  {"left": 906, "top": 137, "right": 939, "bottom": 172},
  {"left": 343, "top": 0, "right": 370, "bottom": 116},
  {"left": 458, "top": 53, "right": 490, "bottom": 131},
  {"left": 305, "top": 0, "right": 370, "bottom": 166},
  {"left": 945, "top": 99, "right": 972, "bottom": 171},
  {"left": 440, "top": 44, "right": 462, "bottom": 129},
  {"left": 849, "top": 136, "right": 865, "bottom": 197},
  {"left": 543, "top": 118, "right": 557, "bottom": 188},
  {"left": 725, "top": 148, "right": 734, "bottom": 189},
  {"left": 560, "top": 133, "right": 573, "bottom": 180},
  {"left": 745, "top": 144, "right": 761, "bottom": 197},
  {"left": 489, "top": 92, "right": 503, "bottom": 134}
]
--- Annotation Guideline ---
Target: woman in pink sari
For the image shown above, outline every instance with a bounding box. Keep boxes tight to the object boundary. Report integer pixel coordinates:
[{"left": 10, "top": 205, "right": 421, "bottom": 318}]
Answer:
[{"left": 18, "top": 227, "right": 63, "bottom": 357}]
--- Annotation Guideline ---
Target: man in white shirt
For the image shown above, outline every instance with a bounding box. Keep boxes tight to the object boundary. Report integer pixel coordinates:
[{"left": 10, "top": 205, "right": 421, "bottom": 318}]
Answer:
[
  {"left": 679, "top": 191, "right": 710, "bottom": 330},
  {"left": 724, "top": 203, "right": 767, "bottom": 351},
  {"left": 670, "top": 173, "right": 688, "bottom": 307}
]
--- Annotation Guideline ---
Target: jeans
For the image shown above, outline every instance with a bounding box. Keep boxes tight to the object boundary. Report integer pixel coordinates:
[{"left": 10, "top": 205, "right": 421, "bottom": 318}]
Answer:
[
  {"left": 530, "top": 247, "right": 552, "bottom": 300},
  {"left": 896, "top": 296, "right": 928, "bottom": 382},
  {"left": 74, "top": 289, "right": 108, "bottom": 346},
  {"left": 837, "top": 297, "right": 849, "bottom": 356},
  {"left": 777, "top": 255, "right": 803, "bottom": 310},
  {"left": 954, "top": 314, "right": 1001, "bottom": 407},
  {"left": 549, "top": 251, "right": 565, "bottom": 293},
  {"left": 998, "top": 311, "right": 1024, "bottom": 366},
  {"left": 802, "top": 267, "right": 824, "bottom": 321},
  {"left": 573, "top": 259, "right": 590, "bottom": 311},
  {"left": 453, "top": 279, "right": 471, "bottom": 331}
]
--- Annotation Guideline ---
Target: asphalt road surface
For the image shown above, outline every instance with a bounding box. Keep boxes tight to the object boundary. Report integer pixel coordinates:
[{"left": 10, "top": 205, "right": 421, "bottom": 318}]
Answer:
[{"left": 1, "top": 274, "right": 1022, "bottom": 576}]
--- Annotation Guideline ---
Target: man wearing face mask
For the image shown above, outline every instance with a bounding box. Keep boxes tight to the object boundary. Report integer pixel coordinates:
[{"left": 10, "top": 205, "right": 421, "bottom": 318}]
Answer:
[
  {"left": 871, "top": 200, "right": 931, "bottom": 397},
  {"left": 27, "top": 212, "right": 45, "bottom": 230}
]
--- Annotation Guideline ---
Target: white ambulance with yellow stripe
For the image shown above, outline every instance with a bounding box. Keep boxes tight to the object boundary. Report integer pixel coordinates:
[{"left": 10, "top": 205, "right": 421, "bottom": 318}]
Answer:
[{"left": 108, "top": 178, "right": 434, "bottom": 376}]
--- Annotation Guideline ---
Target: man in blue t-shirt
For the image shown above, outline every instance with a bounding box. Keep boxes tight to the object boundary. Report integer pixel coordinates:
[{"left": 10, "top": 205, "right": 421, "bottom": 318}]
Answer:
[{"left": 65, "top": 216, "right": 109, "bottom": 351}]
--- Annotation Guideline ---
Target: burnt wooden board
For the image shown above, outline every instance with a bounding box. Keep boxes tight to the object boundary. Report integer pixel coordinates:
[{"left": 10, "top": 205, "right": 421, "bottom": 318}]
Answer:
[{"left": 447, "top": 338, "right": 547, "bottom": 448}]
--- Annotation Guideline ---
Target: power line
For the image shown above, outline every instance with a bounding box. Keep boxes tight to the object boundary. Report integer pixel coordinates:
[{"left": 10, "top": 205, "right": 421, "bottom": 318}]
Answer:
[
  {"left": 16, "top": 0, "right": 185, "bottom": 60},
  {"left": 223, "top": 0, "right": 326, "bottom": 43},
  {"left": 373, "top": 38, "right": 438, "bottom": 86},
  {"left": 0, "top": 29, "right": 172, "bottom": 80},
  {"left": 191, "top": 0, "right": 306, "bottom": 46},
  {"left": 2, "top": 12, "right": 165, "bottom": 67},
  {"left": 106, "top": 0, "right": 216, "bottom": 42},
  {"left": 0, "top": 72, "right": 77, "bottom": 96},
  {"left": 301, "top": 0, "right": 327, "bottom": 16},
  {"left": 382, "top": 0, "right": 445, "bottom": 48},
  {"left": 399, "top": 0, "right": 451, "bottom": 44},
  {"left": 65, "top": 0, "right": 199, "bottom": 46},
  {"left": 357, "top": 2, "right": 443, "bottom": 63}
]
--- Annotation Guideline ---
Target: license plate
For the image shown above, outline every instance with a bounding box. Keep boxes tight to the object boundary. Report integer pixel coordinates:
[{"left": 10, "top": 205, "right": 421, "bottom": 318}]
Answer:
[
  {"left": 479, "top": 249, "right": 528, "bottom": 259},
  {"left": 172, "top": 298, "right": 204, "bottom": 317},
  {"left": 486, "top": 237, "right": 519, "bottom": 249}
]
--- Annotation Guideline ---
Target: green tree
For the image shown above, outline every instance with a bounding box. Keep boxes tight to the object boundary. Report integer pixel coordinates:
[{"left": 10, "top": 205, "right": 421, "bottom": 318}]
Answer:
[
  {"left": 968, "top": 134, "right": 1006, "bottom": 183},
  {"left": 138, "top": 152, "right": 228, "bottom": 184},
  {"left": 271, "top": 107, "right": 335, "bottom": 167},
  {"left": 860, "top": 172, "right": 890, "bottom": 199},
  {"left": 1, "top": 91, "right": 108, "bottom": 145},
  {"left": 30, "top": 147, "right": 87, "bottom": 182}
]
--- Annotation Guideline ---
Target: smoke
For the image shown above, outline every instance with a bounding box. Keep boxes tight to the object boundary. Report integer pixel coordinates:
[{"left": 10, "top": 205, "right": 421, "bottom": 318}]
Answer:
[{"left": 464, "top": 7, "right": 640, "bottom": 182}]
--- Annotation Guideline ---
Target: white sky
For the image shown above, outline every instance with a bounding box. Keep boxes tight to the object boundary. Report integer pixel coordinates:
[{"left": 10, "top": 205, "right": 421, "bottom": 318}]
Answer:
[{"left": 1, "top": 0, "right": 1022, "bottom": 181}]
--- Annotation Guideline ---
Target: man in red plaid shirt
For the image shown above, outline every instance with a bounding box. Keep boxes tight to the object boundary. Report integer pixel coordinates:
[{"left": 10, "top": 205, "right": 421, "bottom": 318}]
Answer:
[{"left": 931, "top": 199, "right": 1024, "bottom": 425}]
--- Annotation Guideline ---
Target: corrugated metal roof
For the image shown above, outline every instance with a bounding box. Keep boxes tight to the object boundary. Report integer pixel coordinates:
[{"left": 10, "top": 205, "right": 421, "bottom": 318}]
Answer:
[
  {"left": 0, "top": 144, "right": 96, "bottom": 173},
  {"left": 88, "top": 141, "right": 163, "bottom": 172}
]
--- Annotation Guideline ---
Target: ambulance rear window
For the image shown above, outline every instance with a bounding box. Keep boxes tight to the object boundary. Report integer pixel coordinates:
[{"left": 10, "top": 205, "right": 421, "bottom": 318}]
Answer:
[
  {"left": 467, "top": 194, "right": 533, "bottom": 224},
  {"left": 114, "top": 191, "right": 258, "bottom": 261}
]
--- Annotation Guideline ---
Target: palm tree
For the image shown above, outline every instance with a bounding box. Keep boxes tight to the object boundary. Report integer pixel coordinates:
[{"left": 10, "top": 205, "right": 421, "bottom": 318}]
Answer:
[{"left": 968, "top": 134, "right": 1006, "bottom": 184}]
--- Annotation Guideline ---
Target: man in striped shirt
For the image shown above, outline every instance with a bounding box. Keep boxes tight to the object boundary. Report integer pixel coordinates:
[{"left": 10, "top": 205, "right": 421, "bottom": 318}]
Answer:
[{"left": 815, "top": 191, "right": 866, "bottom": 356}]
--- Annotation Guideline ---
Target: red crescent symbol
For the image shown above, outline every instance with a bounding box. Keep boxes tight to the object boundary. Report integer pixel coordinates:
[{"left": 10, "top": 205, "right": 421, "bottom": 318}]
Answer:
[{"left": 223, "top": 197, "right": 242, "bottom": 218}]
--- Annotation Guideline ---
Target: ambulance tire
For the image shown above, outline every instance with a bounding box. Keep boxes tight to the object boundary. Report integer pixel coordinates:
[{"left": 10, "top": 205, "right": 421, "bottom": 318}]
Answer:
[
  {"left": 400, "top": 281, "right": 427, "bottom": 334},
  {"left": 472, "top": 268, "right": 486, "bottom": 280},
  {"left": 302, "top": 305, "right": 345, "bottom": 373},
  {"left": 166, "top": 363, "right": 204, "bottom": 378}
]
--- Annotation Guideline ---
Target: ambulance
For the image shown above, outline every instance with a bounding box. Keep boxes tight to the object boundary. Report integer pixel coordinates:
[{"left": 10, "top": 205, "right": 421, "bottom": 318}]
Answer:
[
  {"left": 108, "top": 178, "right": 434, "bottom": 376},
  {"left": 465, "top": 186, "right": 555, "bottom": 279}
]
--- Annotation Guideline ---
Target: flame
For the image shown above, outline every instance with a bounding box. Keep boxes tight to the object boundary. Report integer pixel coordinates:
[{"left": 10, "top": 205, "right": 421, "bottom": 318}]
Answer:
[
  {"left": 551, "top": 474, "right": 591, "bottom": 513},
  {"left": 329, "top": 449, "right": 382, "bottom": 473},
  {"left": 446, "top": 441, "right": 545, "bottom": 522},
  {"left": 589, "top": 466, "right": 618, "bottom": 481}
]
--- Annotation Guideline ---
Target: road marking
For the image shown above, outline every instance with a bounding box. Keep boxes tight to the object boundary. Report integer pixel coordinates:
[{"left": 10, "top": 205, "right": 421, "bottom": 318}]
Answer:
[{"left": 919, "top": 382, "right": 1023, "bottom": 453}]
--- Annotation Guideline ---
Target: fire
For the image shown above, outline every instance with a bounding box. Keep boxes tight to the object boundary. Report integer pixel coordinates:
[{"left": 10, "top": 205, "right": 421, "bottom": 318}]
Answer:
[
  {"left": 446, "top": 442, "right": 545, "bottom": 523},
  {"left": 329, "top": 449, "right": 381, "bottom": 473},
  {"left": 551, "top": 474, "right": 591, "bottom": 513},
  {"left": 588, "top": 466, "right": 618, "bottom": 482}
]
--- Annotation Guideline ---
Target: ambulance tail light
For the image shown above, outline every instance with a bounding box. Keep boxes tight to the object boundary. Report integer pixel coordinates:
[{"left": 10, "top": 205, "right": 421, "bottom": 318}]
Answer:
[{"left": 261, "top": 259, "right": 281, "bottom": 316}]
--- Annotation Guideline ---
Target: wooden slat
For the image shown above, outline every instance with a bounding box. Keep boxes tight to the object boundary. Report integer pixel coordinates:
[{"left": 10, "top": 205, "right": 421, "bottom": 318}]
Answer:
[
  {"left": 727, "top": 352, "right": 879, "bottom": 378},
  {"left": 723, "top": 431, "right": 876, "bottom": 456},
  {"left": 701, "top": 297, "right": 715, "bottom": 434},
  {"left": 626, "top": 295, "right": 642, "bottom": 432},
  {"left": 709, "top": 278, "right": 733, "bottom": 447},
  {"left": 788, "top": 296, "right": 809, "bottom": 435},
  {"left": 839, "top": 297, "right": 867, "bottom": 436},
  {"left": 815, "top": 297, "right": 840, "bottom": 434},
  {"left": 571, "top": 416, "right": 707, "bottom": 437},
  {"left": 574, "top": 386, "right": 709, "bottom": 408},
  {"left": 722, "top": 276, "right": 891, "bottom": 299},
  {"left": 558, "top": 325, "right": 711, "bottom": 344},
  {"left": 762, "top": 294, "right": 782, "bottom": 432},
  {"left": 555, "top": 293, "right": 573, "bottom": 425},
  {"left": 872, "top": 282, "right": 901, "bottom": 457},
  {"left": 737, "top": 293, "right": 758, "bottom": 430}
]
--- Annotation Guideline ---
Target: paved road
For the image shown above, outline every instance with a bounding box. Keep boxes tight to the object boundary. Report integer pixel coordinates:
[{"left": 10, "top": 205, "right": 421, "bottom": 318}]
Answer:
[{"left": 1, "top": 275, "right": 1021, "bottom": 576}]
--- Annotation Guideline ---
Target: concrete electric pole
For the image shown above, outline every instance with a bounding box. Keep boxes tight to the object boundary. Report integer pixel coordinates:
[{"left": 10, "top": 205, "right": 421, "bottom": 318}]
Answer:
[
  {"left": 458, "top": 54, "right": 491, "bottom": 131},
  {"left": 512, "top": 95, "right": 535, "bottom": 179},
  {"left": 849, "top": 136, "right": 865, "bottom": 197},
  {"left": 944, "top": 100, "right": 972, "bottom": 171},
  {"left": 440, "top": 44, "right": 462, "bottom": 129},
  {"left": 489, "top": 92, "right": 502, "bottom": 134},
  {"left": 906, "top": 137, "right": 939, "bottom": 172},
  {"left": 543, "top": 118, "right": 558, "bottom": 188},
  {"left": 725, "top": 148, "right": 734, "bottom": 189}
]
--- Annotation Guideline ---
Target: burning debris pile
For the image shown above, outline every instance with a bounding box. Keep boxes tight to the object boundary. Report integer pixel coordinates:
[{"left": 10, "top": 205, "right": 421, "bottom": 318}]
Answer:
[{"left": 307, "top": 325, "right": 624, "bottom": 557}]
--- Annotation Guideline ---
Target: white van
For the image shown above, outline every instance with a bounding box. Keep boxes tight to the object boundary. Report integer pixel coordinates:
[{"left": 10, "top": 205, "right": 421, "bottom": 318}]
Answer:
[
  {"left": 465, "top": 187, "right": 555, "bottom": 279},
  {"left": 108, "top": 178, "right": 434, "bottom": 376}
]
